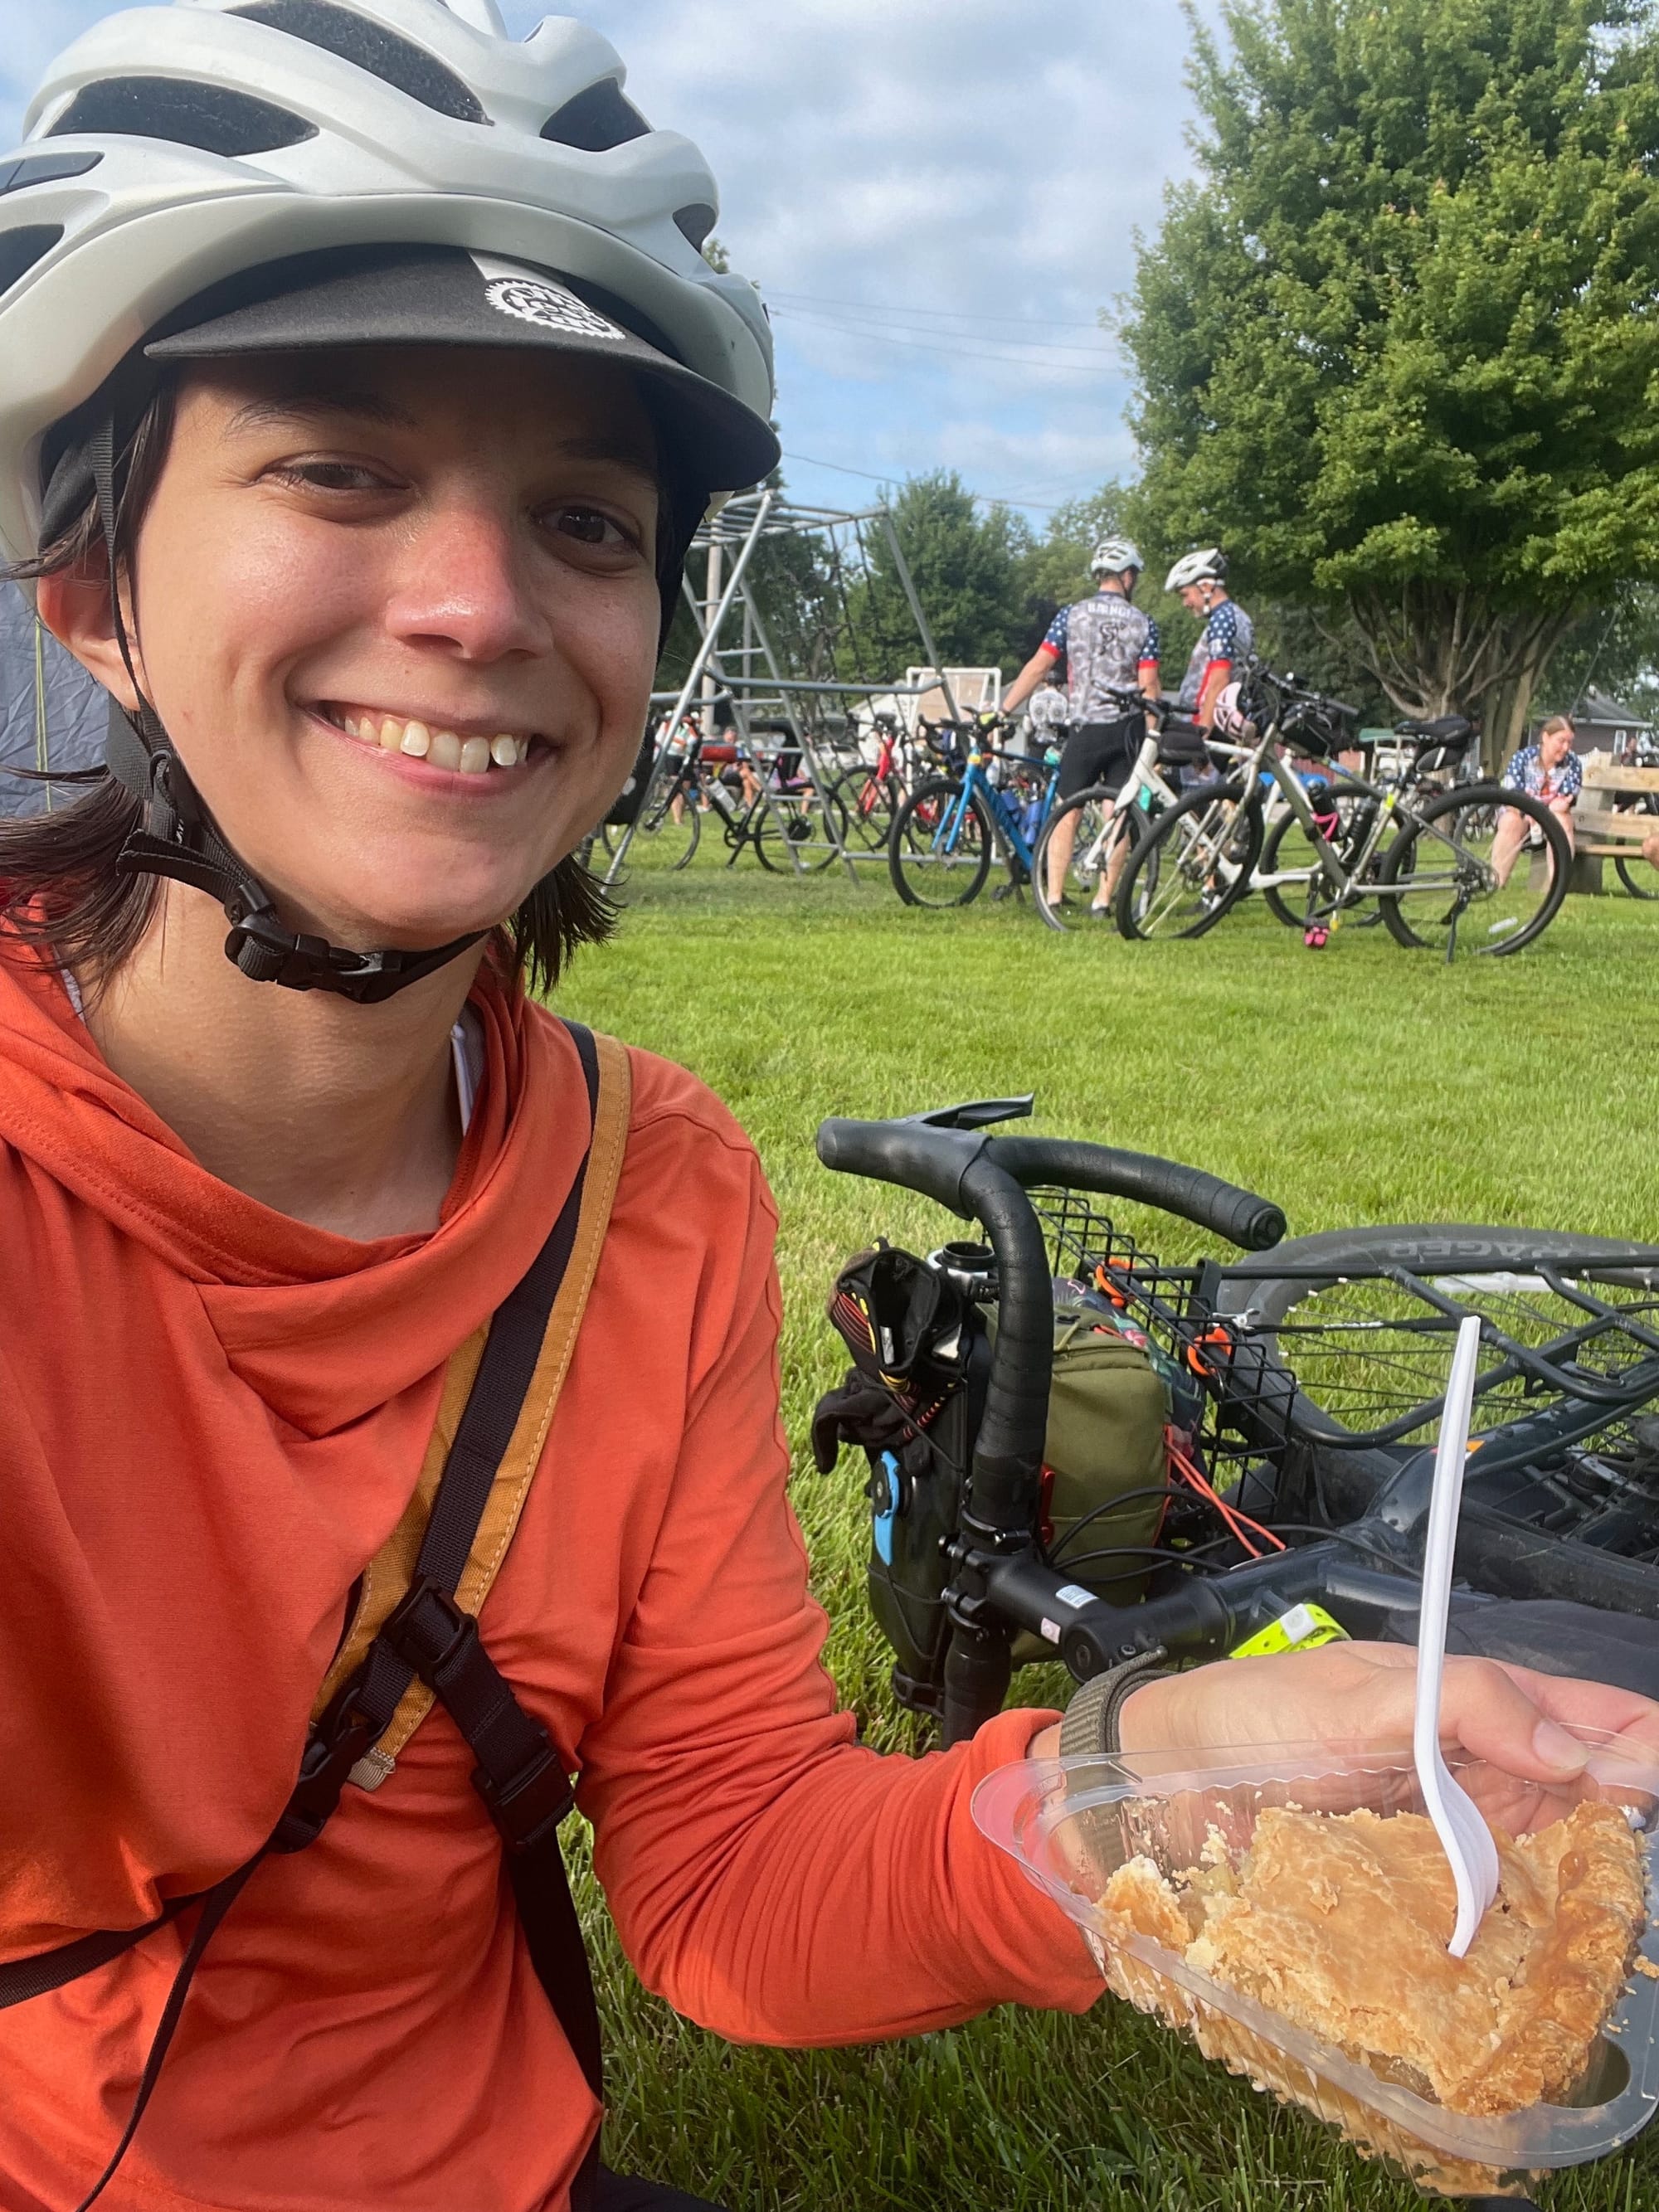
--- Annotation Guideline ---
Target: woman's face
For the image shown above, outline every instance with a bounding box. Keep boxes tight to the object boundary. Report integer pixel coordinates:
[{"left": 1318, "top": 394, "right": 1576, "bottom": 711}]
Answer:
[
  {"left": 88, "top": 345, "right": 664, "bottom": 950},
  {"left": 1541, "top": 725, "right": 1574, "bottom": 767}
]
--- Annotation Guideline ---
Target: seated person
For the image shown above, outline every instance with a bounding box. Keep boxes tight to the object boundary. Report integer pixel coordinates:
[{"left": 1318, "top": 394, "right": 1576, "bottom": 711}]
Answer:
[{"left": 1493, "top": 715, "right": 1581, "bottom": 884}]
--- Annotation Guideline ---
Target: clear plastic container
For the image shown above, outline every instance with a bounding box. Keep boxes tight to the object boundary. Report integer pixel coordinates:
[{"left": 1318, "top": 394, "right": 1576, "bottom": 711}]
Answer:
[{"left": 973, "top": 1734, "right": 1659, "bottom": 2197}]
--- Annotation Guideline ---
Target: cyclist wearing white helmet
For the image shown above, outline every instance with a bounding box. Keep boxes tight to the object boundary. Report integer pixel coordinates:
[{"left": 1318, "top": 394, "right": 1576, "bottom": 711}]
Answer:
[
  {"left": 1, "top": 12, "right": 1649, "bottom": 2212},
  {"left": 1163, "top": 547, "right": 1254, "bottom": 735},
  {"left": 1001, "top": 535, "right": 1160, "bottom": 912}
]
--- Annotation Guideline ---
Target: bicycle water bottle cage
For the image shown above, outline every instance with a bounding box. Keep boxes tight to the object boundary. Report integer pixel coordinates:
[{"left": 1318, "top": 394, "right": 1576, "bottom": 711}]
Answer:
[{"left": 901, "top": 1096, "right": 1035, "bottom": 1133}]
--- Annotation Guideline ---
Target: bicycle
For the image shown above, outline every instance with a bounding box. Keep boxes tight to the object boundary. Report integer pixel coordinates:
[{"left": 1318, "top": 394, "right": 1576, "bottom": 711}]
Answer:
[
  {"left": 1114, "top": 665, "right": 1572, "bottom": 956},
  {"left": 1254, "top": 715, "right": 1478, "bottom": 931},
  {"left": 606, "top": 722, "right": 849, "bottom": 874},
  {"left": 828, "top": 710, "right": 912, "bottom": 854},
  {"left": 811, "top": 1095, "right": 1659, "bottom": 1747},
  {"left": 1029, "top": 688, "right": 1193, "bottom": 932},
  {"left": 887, "top": 722, "right": 1062, "bottom": 908}
]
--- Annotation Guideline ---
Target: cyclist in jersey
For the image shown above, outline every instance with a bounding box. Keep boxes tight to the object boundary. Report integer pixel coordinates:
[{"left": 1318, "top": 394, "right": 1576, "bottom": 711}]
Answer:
[
  {"left": 1001, "top": 537, "right": 1160, "bottom": 911},
  {"left": 1165, "top": 547, "right": 1254, "bottom": 733},
  {"left": 2, "top": 12, "right": 1655, "bottom": 2212}
]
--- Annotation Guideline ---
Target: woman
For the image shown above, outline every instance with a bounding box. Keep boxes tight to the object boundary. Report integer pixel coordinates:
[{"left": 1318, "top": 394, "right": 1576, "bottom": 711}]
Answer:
[
  {"left": 1493, "top": 713, "right": 1582, "bottom": 885},
  {"left": 2, "top": 7, "right": 1655, "bottom": 2212}
]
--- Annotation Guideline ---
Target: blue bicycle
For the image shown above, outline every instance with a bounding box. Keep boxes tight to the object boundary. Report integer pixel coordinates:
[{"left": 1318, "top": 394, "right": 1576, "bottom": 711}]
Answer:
[{"left": 887, "top": 725, "right": 1061, "bottom": 907}]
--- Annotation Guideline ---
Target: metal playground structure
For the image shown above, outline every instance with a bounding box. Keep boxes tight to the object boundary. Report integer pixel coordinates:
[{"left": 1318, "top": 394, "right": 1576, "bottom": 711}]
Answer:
[{"left": 599, "top": 490, "right": 966, "bottom": 884}]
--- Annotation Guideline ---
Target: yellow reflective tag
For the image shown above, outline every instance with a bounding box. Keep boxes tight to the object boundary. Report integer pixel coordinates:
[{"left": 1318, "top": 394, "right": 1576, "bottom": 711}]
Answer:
[{"left": 1227, "top": 1602, "right": 1350, "bottom": 1659}]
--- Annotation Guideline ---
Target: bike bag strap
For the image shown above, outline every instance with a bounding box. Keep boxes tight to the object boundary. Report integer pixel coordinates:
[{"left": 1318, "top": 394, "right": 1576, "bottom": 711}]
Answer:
[{"left": 0, "top": 1018, "right": 632, "bottom": 2212}]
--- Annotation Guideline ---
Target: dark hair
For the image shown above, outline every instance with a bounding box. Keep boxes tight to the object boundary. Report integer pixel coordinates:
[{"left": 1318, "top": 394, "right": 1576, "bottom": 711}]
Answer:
[{"left": 1, "top": 367, "right": 624, "bottom": 1001}]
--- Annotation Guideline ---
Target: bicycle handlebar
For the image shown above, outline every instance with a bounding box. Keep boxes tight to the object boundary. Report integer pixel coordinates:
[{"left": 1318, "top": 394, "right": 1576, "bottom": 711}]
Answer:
[{"left": 815, "top": 1119, "right": 1287, "bottom": 1252}]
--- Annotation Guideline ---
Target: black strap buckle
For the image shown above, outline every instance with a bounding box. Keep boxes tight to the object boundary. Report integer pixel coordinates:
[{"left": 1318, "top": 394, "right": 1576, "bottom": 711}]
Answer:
[
  {"left": 474, "top": 1741, "right": 576, "bottom": 1855},
  {"left": 270, "top": 1704, "right": 379, "bottom": 1855},
  {"left": 381, "top": 1574, "right": 481, "bottom": 1680}
]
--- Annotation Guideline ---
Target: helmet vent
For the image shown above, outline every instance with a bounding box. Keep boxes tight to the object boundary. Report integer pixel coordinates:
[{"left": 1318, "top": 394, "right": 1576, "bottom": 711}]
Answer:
[
  {"left": 228, "top": 2, "right": 489, "bottom": 125},
  {"left": 541, "top": 80, "right": 649, "bottom": 153},
  {"left": 674, "top": 203, "right": 717, "bottom": 251},
  {"left": 46, "top": 78, "right": 319, "bottom": 157},
  {"left": 0, "top": 151, "right": 104, "bottom": 195},
  {"left": 0, "top": 224, "right": 65, "bottom": 297}
]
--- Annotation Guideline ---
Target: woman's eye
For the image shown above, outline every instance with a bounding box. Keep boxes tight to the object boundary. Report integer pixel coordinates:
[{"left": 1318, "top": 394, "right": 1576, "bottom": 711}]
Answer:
[
  {"left": 270, "top": 460, "right": 393, "bottom": 494},
  {"left": 547, "top": 504, "right": 636, "bottom": 552}
]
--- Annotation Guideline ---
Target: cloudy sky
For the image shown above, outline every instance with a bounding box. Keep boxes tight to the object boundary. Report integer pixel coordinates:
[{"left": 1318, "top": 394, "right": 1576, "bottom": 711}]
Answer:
[{"left": 2, "top": 0, "right": 1201, "bottom": 522}]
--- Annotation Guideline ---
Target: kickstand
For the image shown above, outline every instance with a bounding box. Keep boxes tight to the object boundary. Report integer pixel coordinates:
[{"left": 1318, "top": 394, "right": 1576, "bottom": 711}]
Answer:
[{"left": 1445, "top": 905, "right": 1460, "bottom": 965}]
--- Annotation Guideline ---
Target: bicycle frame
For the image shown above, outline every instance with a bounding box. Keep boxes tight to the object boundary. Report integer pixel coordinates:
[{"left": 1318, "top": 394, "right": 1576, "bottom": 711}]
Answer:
[{"left": 922, "top": 737, "right": 1059, "bottom": 877}]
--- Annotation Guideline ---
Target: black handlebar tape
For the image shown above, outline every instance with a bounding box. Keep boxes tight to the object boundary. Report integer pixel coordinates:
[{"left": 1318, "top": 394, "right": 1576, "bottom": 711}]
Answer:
[
  {"left": 988, "top": 1138, "right": 1286, "bottom": 1252},
  {"left": 815, "top": 1117, "right": 991, "bottom": 1217},
  {"left": 956, "top": 1156, "right": 1053, "bottom": 1539}
]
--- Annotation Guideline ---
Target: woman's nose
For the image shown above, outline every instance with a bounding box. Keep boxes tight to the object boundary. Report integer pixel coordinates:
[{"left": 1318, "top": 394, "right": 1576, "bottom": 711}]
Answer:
[{"left": 381, "top": 505, "right": 542, "bottom": 664}]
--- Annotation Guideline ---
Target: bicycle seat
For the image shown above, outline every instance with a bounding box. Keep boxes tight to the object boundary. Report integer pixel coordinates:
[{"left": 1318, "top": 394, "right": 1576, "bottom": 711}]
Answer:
[{"left": 1394, "top": 714, "right": 1475, "bottom": 743}]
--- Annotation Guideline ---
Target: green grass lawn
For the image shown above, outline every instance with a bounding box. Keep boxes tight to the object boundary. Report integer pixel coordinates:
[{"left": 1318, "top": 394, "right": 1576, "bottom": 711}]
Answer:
[{"left": 555, "top": 848, "right": 1659, "bottom": 2212}]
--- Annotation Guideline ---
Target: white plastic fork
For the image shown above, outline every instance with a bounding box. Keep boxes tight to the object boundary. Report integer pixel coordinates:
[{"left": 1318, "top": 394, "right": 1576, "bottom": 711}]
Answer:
[{"left": 1414, "top": 1311, "right": 1501, "bottom": 1959}]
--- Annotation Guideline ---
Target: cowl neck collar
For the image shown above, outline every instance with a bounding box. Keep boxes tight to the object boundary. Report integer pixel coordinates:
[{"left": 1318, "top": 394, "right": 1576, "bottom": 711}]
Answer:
[{"left": 0, "top": 941, "right": 588, "bottom": 1436}]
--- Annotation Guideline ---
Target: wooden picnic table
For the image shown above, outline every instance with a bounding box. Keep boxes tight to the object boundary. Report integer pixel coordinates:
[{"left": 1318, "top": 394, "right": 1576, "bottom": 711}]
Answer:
[{"left": 1571, "top": 758, "right": 1659, "bottom": 893}]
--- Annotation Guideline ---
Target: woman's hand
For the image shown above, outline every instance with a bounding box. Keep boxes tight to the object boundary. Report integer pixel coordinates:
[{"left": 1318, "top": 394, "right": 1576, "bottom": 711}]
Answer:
[{"left": 1031, "top": 1644, "right": 1659, "bottom": 1830}]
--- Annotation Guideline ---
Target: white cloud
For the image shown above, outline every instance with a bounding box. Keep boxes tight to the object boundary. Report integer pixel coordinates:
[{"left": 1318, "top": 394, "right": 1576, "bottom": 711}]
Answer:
[{"left": 3, "top": 0, "right": 1200, "bottom": 518}]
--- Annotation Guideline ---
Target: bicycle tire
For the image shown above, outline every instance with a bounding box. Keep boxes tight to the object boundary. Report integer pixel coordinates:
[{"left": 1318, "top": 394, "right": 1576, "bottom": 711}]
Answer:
[
  {"left": 1258, "top": 792, "right": 1374, "bottom": 929},
  {"left": 1113, "top": 777, "right": 1262, "bottom": 941},
  {"left": 1613, "top": 795, "right": 1659, "bottom": 897},
  {"left": 888, "top": 778, "right": 995, "bottom": 907},
  {"left": 1379, "top": 782, "right": 1569, "bottom": 955},
  {"left": 752, "top": 786, "right": 849, "bottom": 873},
  {"left": 1031, "top": 785, "right": 1130, "bottom": 932},
  {"left": 830, "top": 768, "right": 900, "bottom": 853}
]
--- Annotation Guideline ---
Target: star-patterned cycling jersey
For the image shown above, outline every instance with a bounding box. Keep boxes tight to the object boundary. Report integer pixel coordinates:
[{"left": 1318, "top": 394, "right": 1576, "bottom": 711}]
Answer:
[
  {"left": 1041, "top": 591, "right": 1160, "bottom": 724},
  {"left": 1175, "top": 597, "right": 1254, "bottom": 712},
  {"left": 1503, "top": 743, "right": 1583, "bottom": 803}
]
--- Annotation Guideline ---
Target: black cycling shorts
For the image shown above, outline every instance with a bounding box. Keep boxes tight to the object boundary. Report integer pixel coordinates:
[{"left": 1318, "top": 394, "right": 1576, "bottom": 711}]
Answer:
[{"left": 1057, "top": 714, "right": 1142, "bottom": 804}]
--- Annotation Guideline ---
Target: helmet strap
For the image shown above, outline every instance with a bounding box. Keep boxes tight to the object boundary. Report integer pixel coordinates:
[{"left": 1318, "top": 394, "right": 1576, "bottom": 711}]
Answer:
[{"left": 84, "top": 411, "right": 485, "bottom": 1004}]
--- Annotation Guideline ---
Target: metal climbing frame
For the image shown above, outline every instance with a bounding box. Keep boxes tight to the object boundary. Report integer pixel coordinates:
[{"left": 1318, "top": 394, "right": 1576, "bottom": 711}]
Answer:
[{"left": 601, "top": 492, "right": 966, "bottom": 885}]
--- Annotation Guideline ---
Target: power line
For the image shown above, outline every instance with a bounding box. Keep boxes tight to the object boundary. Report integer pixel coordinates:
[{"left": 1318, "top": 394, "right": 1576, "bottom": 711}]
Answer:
[
  {"left": 772, "top": 308, "right": 1117, "bottom": 375},
  {"left": 781, "top": 450, "right": 1069, "bottom": 513},
  {"left": 768, "top": 286, "right": 1107, "bottom": 333},
  {"left": 775, "top": 302, "right": 1117, "bottom": 360}
]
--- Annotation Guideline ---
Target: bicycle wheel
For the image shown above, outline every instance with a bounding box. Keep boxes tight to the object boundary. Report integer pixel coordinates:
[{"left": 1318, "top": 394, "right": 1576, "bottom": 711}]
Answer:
[
  {"left": 752, "top": 785, "right": 850, "bottom": 873},
  {"left": 1613, "top": 795, "right": 1659, "bottom": 897},
  {"left": 888, "top": 778, "right": 995, "bottom": 907},
  {"left": 604, "top": 783, "right": 701, "bottom": 873},
  {"left": 1113, "top": 777, "right": 1262, "bottom": 940},
  {"left": 1031, "top": 787, "right": 1130, "bottom": 931},
  {"left": 1379, "top": 784, "right": 1569, "bottom": 955},
  {"left": 830, "top": 769, "right": 900, "bottom": 853},
  {"left": 1212, "top": 1225, "right": 1659, "bottom": 1608},
  {"left": 1259, "top": 793, "right": 1375, "bottom": 928}
]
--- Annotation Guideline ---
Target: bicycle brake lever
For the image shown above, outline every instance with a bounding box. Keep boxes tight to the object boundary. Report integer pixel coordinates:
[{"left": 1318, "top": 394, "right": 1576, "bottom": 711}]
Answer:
[{"left": 900, "top": 1096, "right": 1036, "bottom": 1133}]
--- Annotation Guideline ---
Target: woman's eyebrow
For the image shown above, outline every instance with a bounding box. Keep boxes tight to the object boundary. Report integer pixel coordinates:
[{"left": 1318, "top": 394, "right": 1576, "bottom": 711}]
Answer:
[{"left": 224, "top": 388, "right": 419, "bottom": 435}]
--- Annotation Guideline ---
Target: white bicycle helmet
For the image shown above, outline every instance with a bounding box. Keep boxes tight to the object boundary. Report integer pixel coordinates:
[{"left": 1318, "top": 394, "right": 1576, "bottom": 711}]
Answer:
[
  {"left": 0, "top": 0, "right": 779, "bottom": 569},
  {"left": 1164, "top": 547, "right": 1228, "bottom": 593},
  {"left": 1089, "top": 535, "right": 1142, "bottom": 578},
  {"left": 0, "top": 0, "right": 781, "bottom": 1004}
]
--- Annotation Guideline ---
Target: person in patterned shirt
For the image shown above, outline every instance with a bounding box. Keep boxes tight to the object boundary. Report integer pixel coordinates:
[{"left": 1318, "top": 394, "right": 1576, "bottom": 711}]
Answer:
[
  {"left": 1001, "top": 537, "right": 1160, "bottom": 912},
  {"left": 1165, "top": 548, "right": 1255, "bottom": 731},
  {"left": 1493, "top": 715, "right": 1581, "bottom": 886}
]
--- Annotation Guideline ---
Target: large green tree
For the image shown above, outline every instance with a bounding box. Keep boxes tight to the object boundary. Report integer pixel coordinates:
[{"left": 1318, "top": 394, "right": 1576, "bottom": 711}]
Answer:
[
  {"left": 1124, "top": 0, "right": 1659, "bottom": 755},
  {"left": 839, "top": 471, "right": 1034, "bottom": 678}
]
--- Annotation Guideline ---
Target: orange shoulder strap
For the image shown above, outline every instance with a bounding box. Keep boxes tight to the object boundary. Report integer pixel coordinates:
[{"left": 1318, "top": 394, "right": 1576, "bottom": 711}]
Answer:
[{"left": 311, "top": 1026, "right": 632, "bottom": 1782}]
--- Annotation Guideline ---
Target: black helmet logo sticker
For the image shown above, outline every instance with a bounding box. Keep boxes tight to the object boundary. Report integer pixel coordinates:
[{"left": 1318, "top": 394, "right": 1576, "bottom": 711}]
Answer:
[{"left": 472, "top": 255, "right": 626, "bottom": 342}]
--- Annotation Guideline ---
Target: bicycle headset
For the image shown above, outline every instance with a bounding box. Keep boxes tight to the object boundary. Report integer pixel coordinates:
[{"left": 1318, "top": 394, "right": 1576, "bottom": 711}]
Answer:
[{"left": 0, "top": 0, "right": 781, "bottom": 1003}]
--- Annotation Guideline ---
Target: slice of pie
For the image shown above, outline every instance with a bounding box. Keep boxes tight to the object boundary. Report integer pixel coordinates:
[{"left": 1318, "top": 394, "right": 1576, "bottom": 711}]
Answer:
[{"left": 1099, "top": 1798, "right": 1644, "bottom": 2116}]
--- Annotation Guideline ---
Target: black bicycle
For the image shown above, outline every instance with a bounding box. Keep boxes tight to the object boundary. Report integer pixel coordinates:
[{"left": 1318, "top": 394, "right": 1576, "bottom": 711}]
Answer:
[{"left": 812, "top": 1098, "right": 1659, "bottom": 1747}]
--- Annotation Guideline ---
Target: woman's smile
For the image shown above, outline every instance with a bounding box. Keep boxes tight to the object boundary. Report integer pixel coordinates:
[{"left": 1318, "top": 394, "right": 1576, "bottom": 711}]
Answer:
[{"left": 311, "top": 702, "right": 548, "bottom": 783}]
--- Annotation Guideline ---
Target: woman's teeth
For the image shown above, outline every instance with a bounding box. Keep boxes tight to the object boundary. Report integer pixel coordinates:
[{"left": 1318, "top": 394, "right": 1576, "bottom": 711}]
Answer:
[{"left": 330, "top": 709, "right": 530, "bottom": 774}]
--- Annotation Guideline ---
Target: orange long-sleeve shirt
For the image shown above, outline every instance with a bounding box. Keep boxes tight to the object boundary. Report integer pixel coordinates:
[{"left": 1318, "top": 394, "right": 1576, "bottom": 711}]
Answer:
[{"left": 0, "top": 942, "right": 1097, "bottom": 2211}]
